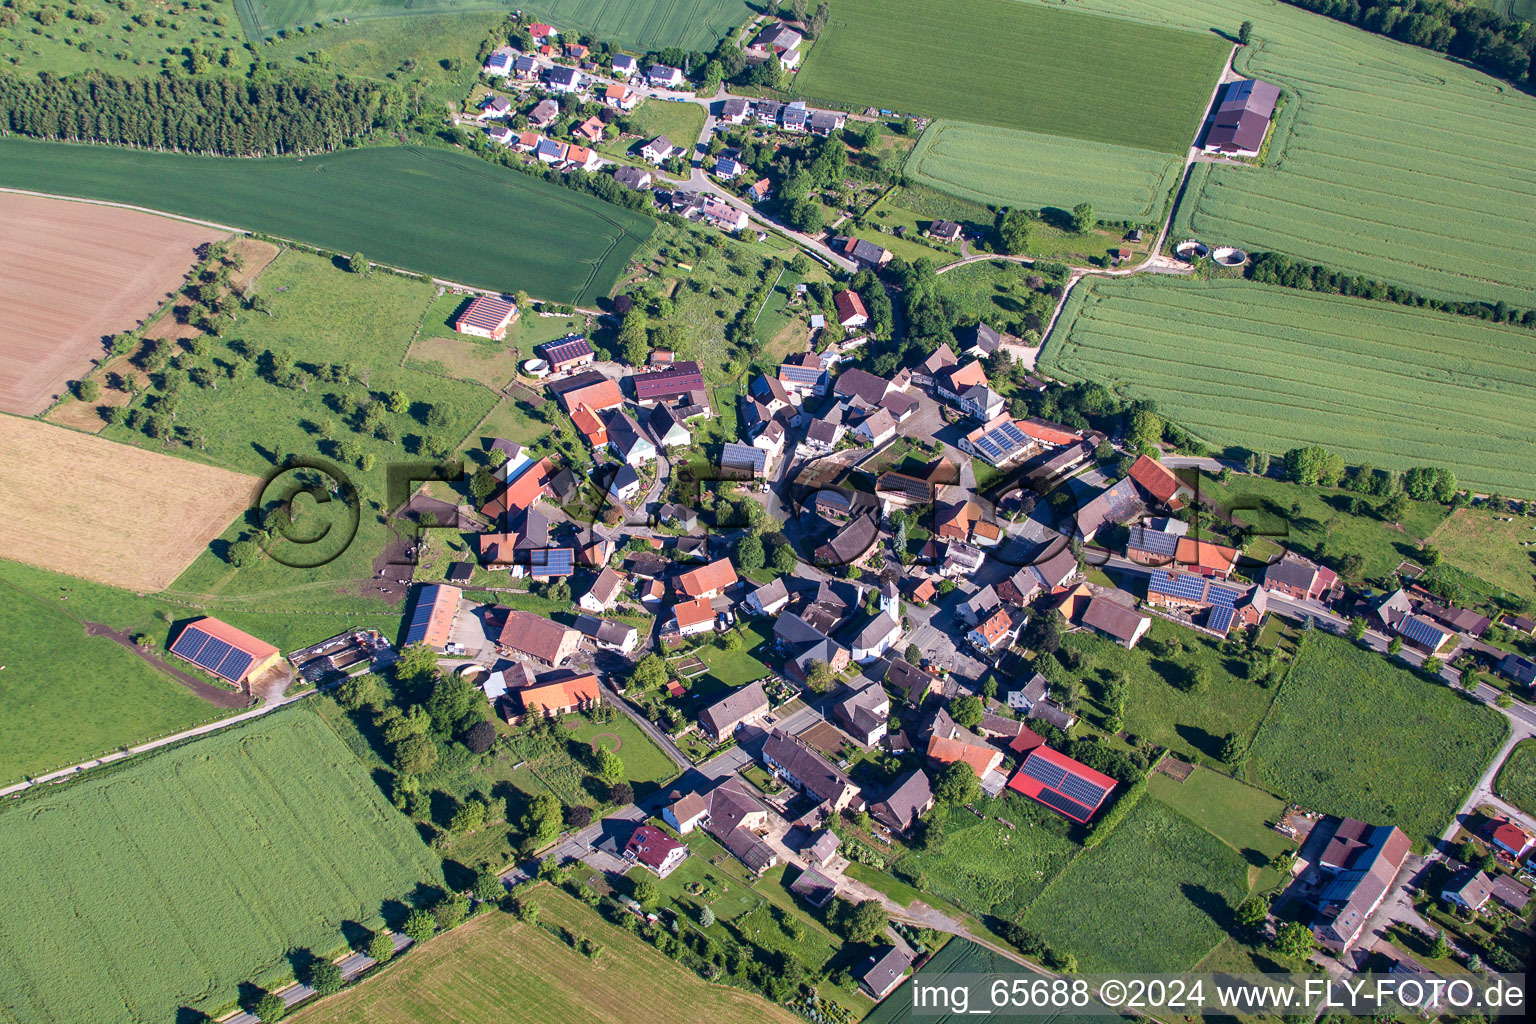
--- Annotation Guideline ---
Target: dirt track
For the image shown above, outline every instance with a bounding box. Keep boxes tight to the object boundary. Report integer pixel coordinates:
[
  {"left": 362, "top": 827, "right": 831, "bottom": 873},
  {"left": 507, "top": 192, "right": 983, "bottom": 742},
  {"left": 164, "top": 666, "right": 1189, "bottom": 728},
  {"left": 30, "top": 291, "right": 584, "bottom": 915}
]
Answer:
[
  {"left": 83, "top": 623, "right": 248, "bottom": 708},
  {"left": 0, "top": 192, "right": 226, "bottom": 415}
]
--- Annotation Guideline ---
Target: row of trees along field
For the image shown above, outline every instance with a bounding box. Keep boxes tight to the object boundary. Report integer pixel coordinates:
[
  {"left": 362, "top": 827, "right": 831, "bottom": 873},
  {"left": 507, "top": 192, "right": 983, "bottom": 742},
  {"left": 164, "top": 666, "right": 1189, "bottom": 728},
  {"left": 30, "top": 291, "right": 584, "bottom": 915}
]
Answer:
[
  {"left": 1277, "top": 0, "right": 1536, "bottom": 85},
  {"left": 0, "top": 71, "right": 406, "bottom": 155}
]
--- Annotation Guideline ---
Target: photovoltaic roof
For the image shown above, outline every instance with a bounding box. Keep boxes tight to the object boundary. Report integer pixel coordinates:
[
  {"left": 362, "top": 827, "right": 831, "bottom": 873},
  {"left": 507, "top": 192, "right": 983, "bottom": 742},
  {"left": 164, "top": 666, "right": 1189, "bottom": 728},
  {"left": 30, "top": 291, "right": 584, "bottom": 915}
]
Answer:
[
  {"left": 1399, "top": 615, "right": 1450, "bottom": 648},
  {"left": 1207, "top": 604, "right": 1236, "bottom": 635},
  {"left": 404, "top": 584, "right": 442, "bottom": 645},
  {"left": 170, "top": 625, "right": 256, "bottom": 683}
]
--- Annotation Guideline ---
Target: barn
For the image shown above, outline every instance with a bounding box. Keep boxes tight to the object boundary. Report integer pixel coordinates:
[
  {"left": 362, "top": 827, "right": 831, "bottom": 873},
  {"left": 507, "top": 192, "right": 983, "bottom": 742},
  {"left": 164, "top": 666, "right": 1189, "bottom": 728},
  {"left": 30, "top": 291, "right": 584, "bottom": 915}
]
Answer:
[
  {"left": 404, "top": 583, "right": 462, "bottom": 650},
  {"left": 169, "top": 617, "right": 282, "bottom": 687},
  {"left": 1007, "top": 745, "right": 1117, "bottom": 823},
  {"left": 454, "top": 295, "right": 520, "bottom": 340}
]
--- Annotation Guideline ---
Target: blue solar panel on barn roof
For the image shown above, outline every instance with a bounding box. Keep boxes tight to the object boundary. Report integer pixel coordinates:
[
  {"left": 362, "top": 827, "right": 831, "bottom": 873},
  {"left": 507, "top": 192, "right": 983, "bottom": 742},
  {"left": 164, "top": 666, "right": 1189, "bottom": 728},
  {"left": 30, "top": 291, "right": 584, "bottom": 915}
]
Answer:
[
  {"left": 404, "top": 589, "right": 438, "bottom": 645},
  {"left": 191, "top": 636, "right": 235, "bottom": 674},
  {"left": 1399, "top": 615, "right": 1449, "bottom": 648},
  {"left": 1150, "top": 569, "right": 1207, "bottom": 601},
  {"left": 171, "top": 628, "right": 210, "bottom": 661},
  {"left": 1207, "top": 604, "right": 1236, "bottom": 635},
  {"left": 1058, "top": 771, "right": 1108, "bottom": 807},
  {"left": 536, "top": 549, "right": 574, "bottom": 576},
  {"left": 216, "top": 646, "right": 255, "bottom": 681},
  {"left": 1207, "top": 584, "right": 1242, "bottom": 607},
  {"left": 1033, "top": 787, "right": 1094, "bottom": 821},
  {"left": 1021, "top": 754, "right": 1068, "bottom": 790}
]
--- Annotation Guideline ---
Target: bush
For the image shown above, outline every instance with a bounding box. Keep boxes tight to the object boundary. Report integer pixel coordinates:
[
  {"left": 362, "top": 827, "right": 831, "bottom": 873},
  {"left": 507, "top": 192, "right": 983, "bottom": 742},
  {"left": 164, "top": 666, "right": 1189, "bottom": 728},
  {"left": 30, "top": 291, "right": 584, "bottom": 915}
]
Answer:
[
  {"left": 366, "top": 930, "right": 395, "bottom": 963},
  {"left": 254, "top": 992, "right": 287, "bottom": 1022},
  {"left": 307, "top": 957, "right": 344, "bottom": 996}
]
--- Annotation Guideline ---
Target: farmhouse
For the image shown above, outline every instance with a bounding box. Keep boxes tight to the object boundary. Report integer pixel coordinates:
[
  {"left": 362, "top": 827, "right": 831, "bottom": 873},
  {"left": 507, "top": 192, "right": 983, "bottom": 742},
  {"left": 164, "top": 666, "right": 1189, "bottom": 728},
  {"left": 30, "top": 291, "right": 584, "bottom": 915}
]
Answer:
[
  {"left": 869, "top": 769, "right": 933, "bottom": 834},
  {"left": 858, "top": 945, "right": 913, "bottom": 1000},
  {"left": 698, "top": 680, "right": 770, "bottom": 742},
  {"left": 1204, "top": 78, "right": 1281, "bottom": 157},
  {"left": 926, "top": 725, "right": 1002, "bottom": 781},
  {"left": 836, "top": 235, "right": 892, "bottom": 268},
  {"left": 834, "top": 290, "right": 869, "bottom": 328},
  {"left": 605, "top": 410, "right": 657, "bottom": 466},
  {"left": 1007, "top": 745, "right": 1116, "bottom": 823},
  {"left": 664, "top": 776, "right": 779, "bottom": 874},
  {"left": 960, "top": 413, "right": 1036, "bottom": 467},
  {"left": 169, "top": 617, "right": 282, "bottom": 686},
  {"left": 1262, "top": 552, "right": 1338, "bottom": 602},
  {"left": 762, "top": 728, "right": 859, "bottom": 812},
  {"left": 928, "top": 219, "right": 962, "bottom": 242},
  {"left": 1146, "top": 567, "right": 1268, "bottom": 636},
  {"left": 1074, "top": 477, "right": 1146, "bottom": 543},
  {"left": 518, "top": 673, "right": 602, "bottom": 718},
  {"left": 882, "top": 657, "right": 936, "bottom": 705},
  {"left": 403, "top": 583, "right": 462, "bottom": 651},
  {"left": 1310, "top": 818, "right": 1411, "bottom": 951},
  {"left": 676, "top": 557, "right": 738, "bottom": 599},
  {"left": 497, "top": 610, "right": 580, "bottom": 666},
  {"left": 539, "top": 336, "right": 595, "bottom": 374},
  {"left": 454, "top": 294, "right": 519, "bottom": 340},
  {"left": 631, "top": 360, "right": 706, "bottom": 407},
  {"left": 1127, "top": 455, "right": 1193, "bottom": 508},
  {"left": 1125, "top": 520, "right": 1184, "bottom": 565}
]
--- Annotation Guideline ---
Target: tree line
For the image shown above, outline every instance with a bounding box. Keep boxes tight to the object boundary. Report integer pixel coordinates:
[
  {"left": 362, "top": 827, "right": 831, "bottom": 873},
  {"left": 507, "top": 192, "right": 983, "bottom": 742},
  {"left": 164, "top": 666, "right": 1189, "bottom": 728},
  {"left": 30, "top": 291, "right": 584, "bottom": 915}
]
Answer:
[
  {"left": 1275, "top": 0, "right": 1536, "bottom": 87},
  {"left": 1247, "top": 252, "right": 1535, "bottom": 328},
  {"left": 0, "top": 70, "right": 405, "bottom": 155}
]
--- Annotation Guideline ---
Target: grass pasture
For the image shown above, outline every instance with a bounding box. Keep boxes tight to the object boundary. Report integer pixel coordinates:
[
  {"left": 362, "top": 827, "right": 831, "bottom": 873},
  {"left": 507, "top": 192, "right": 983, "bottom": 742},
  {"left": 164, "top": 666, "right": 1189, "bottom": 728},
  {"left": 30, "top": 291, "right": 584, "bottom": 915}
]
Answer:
[
  {"left": 0, "top": 580, "right": 234, "bottom": 783},
  {"left": 1022, "top": 798, "right": 1251, "bottom": 972},
  {"left": 907, "top": 121, "right": 1184, "bottom": 221},
  {"left": 1494, "top": 739, "right": 1536, "bottom": 818},
  {"left": 1247, "top": 633, "right": 1506, "bottom": 847},
  {"left": 0, "top": 417, "right": 256, "bottom": 592},
  {"left": 0, "top": 708, "right": 442, "bottom": 1024},
  {"left": 291, "top": 885, "right": 802, "bottom": 1024},
  {"left": 1034, "top": 0, "right": 1536, "bottom": 306},
  {"left": 1042, "top": 277, "right": 1536, "bottom": 495},
  {"left": 1148, "top": 767, "right": 1294, "bottom": 890},
  {"left": 795, "top": 0, "right": 1230, "bottom": 154},
  {"left": 1428, "top": 509, "right": 1536, "bottom": 604},
  {"left": 0, "top": 0, "right": 252, "bottom": 77},
  {"left": 0, "top": 140, "right": 651, "bottom": 304}
]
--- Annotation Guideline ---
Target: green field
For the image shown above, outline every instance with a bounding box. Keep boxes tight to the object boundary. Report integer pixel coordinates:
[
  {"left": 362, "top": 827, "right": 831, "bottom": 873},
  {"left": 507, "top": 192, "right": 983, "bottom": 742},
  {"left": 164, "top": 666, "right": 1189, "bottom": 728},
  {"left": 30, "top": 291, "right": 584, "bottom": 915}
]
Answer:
[
  {"left": 1494, "top": 738, "right": 1536, "bottom": 818},
  {"left": 291, "top": 885, "right": 803, "bottom": 1024},
  {"left": 1429, "top": 509, "right": 1536, "bottom": 604},
  {"left": 794, "top": 0, "right": 1230, "bottom": 154},
  {"left": 1, "top": 0, "right": 252, "bottom": 76},
  {"left": 1023, "top": 798, "right": 1250, "bottom": 972},
  {"left": 1042, "top": 277, "right": 1536, "bottom": 495},
  {"left": 1148, "top": 767, "right": 1294, "bottom": 889},
  {"left": 0, "top": 578, "right": 235, "bottom": 783},
  {"left": 624, "top": 99, "right": 708, "bottom": 153},
  {"left": 1247, "top": 632, "right": 1506, "bottom": 847},
  {"left": 1034, "top": 0, "right": 1536, "bottom": 305},
  {"left": 263, "top": 11, "right": 500, "bottom": 109},
  {"left": 243, "top": 0, "right": 754, "bottom": 51},
  {"left": 0, "top": 140, "right": 651, "bottom": 304},
  {"left": 862, "top": 938, "right": 1100, "bottom": 1024},
  {"left": 893, "top": 799, "right": 1080, "bottom": 922},
  {"left": 0, "top": 709, "right": 442, "bottom": 1024},
  {"left": 907, "top": 120, "right": 1184, "bottom": 221},
  {"left": 1059, "top": 619, "right": 1280, "bottom": 765}
]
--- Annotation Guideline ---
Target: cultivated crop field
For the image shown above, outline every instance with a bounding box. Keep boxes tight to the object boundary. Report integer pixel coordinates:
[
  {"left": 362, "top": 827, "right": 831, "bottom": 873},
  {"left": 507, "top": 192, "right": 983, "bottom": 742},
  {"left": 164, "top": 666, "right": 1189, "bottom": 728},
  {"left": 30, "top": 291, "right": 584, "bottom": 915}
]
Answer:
[
  {"left": 795, "top": 0, "right": 1230, "bottom": 154},
  {"left": 1041, "top": 278, "right": 1536, "bottom": 495},
  {"left": 907, "top": 121, "right": 1184, "bottom": 221},
  {"left": 0, "top": 193, "right": 226, "bottom": 416},
  {"left": 292, "top": 885, "right": 802, "bottom": 1024},
  {"left": 0, "top": 709, "right": 443, "bottom": 1024},
  {"left": 0, "top": 417, "right": 257, "bottom": 591},
  {"left": 243, "top": 0, "right": 753, "bottom": 51},
  {"left": 0, "top": 584, "right": 232, "bottom": 783},
  {"left": 0, "top": 141, "right": 652, "bottom": 304},
  {"left": 1032, "top": 0, "right": 1536, "bottom": 306},
  {"left": 1022, "top": 798, "right": 1250, "bottom": 972},
  {"left": 1248, "top": 633, "right": 1506, "bottom": 847}
]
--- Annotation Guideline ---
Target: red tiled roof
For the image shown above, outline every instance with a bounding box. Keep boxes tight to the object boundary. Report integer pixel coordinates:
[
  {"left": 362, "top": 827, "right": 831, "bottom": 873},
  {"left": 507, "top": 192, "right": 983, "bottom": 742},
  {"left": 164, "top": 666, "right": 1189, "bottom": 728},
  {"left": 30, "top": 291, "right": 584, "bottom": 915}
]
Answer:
[
  {"left": 976, "top": 608, "right": 1011, "bottom": 646},
  {"left": 1018, "top": 418, "right": 1080, "bottom": 446},
  {"left": 521, "top": 674, "right": 600, "bottom": 715},
  {"left": 561, "top": 378, "right": 623, "bottom": 412},
  {"left": 927, "top": 733, "right": 1001, "bottom": 779},
  {"left": 671, "top": 596, "right": 715, "bottom": 629},
  {"left": 1127, "top": 455, "right": 1187, "bottom": 506},
  {"left": 571, "top": 405, "right": 608, "bottom": 445},
  {"left": 834, "top": 290, "right": 868, "bottom": 322},
  {"left": 1491, "top": 819, "right": 1532, "bottom": 852},
  {"left": 1175, "top": 537, "right": 1239, "bottom": 574},
  {"left": 625, "top": 824, "right": 685, "bottom": 870},
  {"left": 483, "top": 457, "right": 553, "bottom": 517},
  {"left": 676, "top": 557, "right": 737, "bottom": 597}
]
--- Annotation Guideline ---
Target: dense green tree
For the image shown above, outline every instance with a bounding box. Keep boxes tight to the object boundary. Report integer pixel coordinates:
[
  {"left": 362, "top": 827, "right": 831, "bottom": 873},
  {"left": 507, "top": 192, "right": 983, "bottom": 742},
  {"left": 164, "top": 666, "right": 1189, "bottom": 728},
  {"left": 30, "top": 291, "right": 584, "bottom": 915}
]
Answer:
[
  {"left": 629, "top": 653, "right": 668, "bottom": 690},
  {"left": 367, "top": 931, "right": 395, "bottom": 963},
  {"left": 254, "top": 992, "right": 286, "bottom": 1022},
  {"left": 347, "top": 252, "right": 368, "bottom": 274},
  {"left": 948, "top": 695, "right": 983, "bottom": 729},
  {"left": 932, "top": 760, "right": 981, "bottom": 806},
  {"left": 402, "top": 908, "right": 436, "bottom": 944},
  {"left": 391, "top": 733, "right": 438, "bottom": 775},
  {"left": 735, "top": 533, "right": 765, "bottom": 571},
  {"left": 1272, "top": 921, "right": 1315, "bottom": 961},
  {"left": 227, "top": 538, "right": 261, "bottom": 568},
  {"left": 307, "top": 957, "right": 344, "bottom": 997}
]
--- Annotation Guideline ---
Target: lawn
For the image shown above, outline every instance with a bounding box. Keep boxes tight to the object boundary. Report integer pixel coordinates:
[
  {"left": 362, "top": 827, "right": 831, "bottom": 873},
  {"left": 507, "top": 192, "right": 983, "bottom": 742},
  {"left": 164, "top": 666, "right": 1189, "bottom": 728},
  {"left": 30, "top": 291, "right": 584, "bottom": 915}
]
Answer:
[
  {"left": 117, "top": 250, "right": 498, "bottom": 611},
  {"left": 625, "top": 100, "right": 708, "bottom": 153},
  {"left": 246, "top": 0, "right": 756, "bottom": 52},
  {"left": 0, "top": 707, "right": 442, "bottom": 1024},
  {"left": 1148, "top": 767, "right": 1294, "bottom": 891},
  {"left": 0, "top": 576, "right": 238, "bottom": 783},
  {"left": 562, "top": 715, "right": 678, "bottom": 786},
  {"left": 1429, "top": 509, "right": 1536, "bottom": 605},
  {"left": 1247, "top": 632, "right": 1507, "bottom": 848},
  {"left": 0, "top": 0, "right": 252, "bottom": 77},
  {"left": 1042, "top": 277, "right": 1536, "bottom": 495},
  {"left": 1060, "top": 619, "right": 1282, "bottom": 765},
  {"left": 290, "top": 885, "right": 803, "bottom": 1024},
  {"left": 693, "top": 623, "right": 774, "bottom": 689},
  {"left": 1494, "top": 739, "right": 1536, "bottom": 818},
  {"left": 1022, "top": 798, "right": 1251, "bottom": 972},
  {"left": 891, "top": 797, "right": 1079, "bottom": 923},
  {"left": 934, "top": 259, "right": 1060, "bottom": 336},
  {"left": 794, "top": 0, "right": 1230, "bottom": 154},
  {"left": 263, "top": 11, "right": 500, "bottom": 110},
  {"left": 1043, "top": 0, "right": 1536, "bottom": 306},
  {"left": 0, "top": 139, "right": 653, "bottom": 304},
  {"left": 907, "top": 120, "right": 1184, "bottom": 222}
]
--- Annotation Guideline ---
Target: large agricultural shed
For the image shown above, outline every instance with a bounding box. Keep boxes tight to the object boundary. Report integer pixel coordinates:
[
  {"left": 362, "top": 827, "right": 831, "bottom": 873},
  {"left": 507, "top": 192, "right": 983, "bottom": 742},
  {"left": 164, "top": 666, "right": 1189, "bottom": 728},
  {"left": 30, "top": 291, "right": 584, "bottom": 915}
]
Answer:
[
  {"left": 0, "top": 141, "right": 653, "bottom": 305},
  {"left": 169, "top": 616, "right": 282, "bottom": 686}
]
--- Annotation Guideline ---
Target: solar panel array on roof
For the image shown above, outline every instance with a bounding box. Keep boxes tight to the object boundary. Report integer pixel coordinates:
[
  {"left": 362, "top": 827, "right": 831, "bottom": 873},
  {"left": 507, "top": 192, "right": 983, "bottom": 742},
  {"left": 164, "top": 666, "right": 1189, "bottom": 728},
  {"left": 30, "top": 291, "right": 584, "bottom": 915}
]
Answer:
[
  {"left": 1059, "top": 770, "right": 1110, "bottom": 808},
  {"left": 1399, "top": 615, "right": 1449, "bottom": 648},
  {"left": 779, "top": 364, "right": 823, "bottom": 384},
  {"left": 1207, "top": 604, "right": 1236, "bottom": 635},
  {"left": 404, "top": 585, "right": 441, "bottom": 644},
  {"left": 1149, "top": 569, "right": 1208, "bottom": 602},
  {"left": 486, "top": 52, "right": 510, "bottom": 68},
  {"left": 541, "top": 337, "right": 593, "bottom": 365},
  {"left": 170, "top": 627, "right": 255, "bottom": 682},
  {"left": 1019, "top": 755, "right": 1068, "bottom": 790},
  {"left": 1128, "top": 526, "right": 1179, "bottom": 557},
  {"left": 532, "top": 548, "right": 575, "bottom": 576},
  {"left": 970, "top": 419, "right": 1029, "bottom": 463},
  {"left": 1206, "top": 583, "right": 1242, "bottom": 607},
  {"left": 1033, "top": 787, "right": 1095, "bottom": 821},
  {"left": 459, "top": 295, "right": 516, "bottom": 332}
]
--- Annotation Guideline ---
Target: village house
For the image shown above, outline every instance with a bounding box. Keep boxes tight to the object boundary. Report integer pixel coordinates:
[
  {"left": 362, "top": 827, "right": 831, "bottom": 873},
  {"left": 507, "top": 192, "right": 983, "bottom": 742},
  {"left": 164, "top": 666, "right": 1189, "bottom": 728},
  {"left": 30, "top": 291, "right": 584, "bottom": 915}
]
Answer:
[
  {"left": 1441, "top": 867, "right": 1494, "bottom": 912},
  {"left": 477, "top": 94, "right": 512, "bottom": 120},
  {"left": 579, "top": 567, "right": 626, "bottom": 613},
  {"left": 485, "top": 123, "right": 515, "bottom": 147},
  {"left": 762, "top": 728, "right": 860, "bottom": 812},
  {"left": 610, "top": 53, "right": 638, "bottom": 77},
  {"left": 669, "top": 596, "right": 717, "bottom": 637},
  {"left": 858, "top": 946, "right": 913, "bottom": 1000},
  {"left": 744, "top": 578, "right": 791, "bottom": 617},
  {"left": 663, "top": 776, "right": 779, "bottom": 874},
  {"left": 1145, "top": 567, "right": 1268, "bottom": 636},
  {"left": 1310, "top": 818, "right": 1411, "bottom": 951},
  {"left": 833, "top": 681, "right": 891, "bottom": 745},
  {"left": 528, "top": 97, "right": 560, "bottom": 127},
  {"left": 573, "top": 115, "right": 605, "bottom": 143},
  {"left": 646, "top": 404, "right": 692, "bottom": 449},
  {"left": 676, "top": 557, "right": 738, "bottom": 599},
  {"left": 846, "top": 612, "right": 902, "bottom": 664},
  {"left": 701, "top": 196, "right": 749, "bottom": 232},
  {"left": 543, "top": 65, "right": 583, "bottom": 93},
  {"left": 1080, "top": 594, "right": 1151, "bottom": 648},
  {"left": 1127, "top": 454, "right": 1195, "bottom": 509},
  {"left": 497, "top": 610, "right": 580, "bottom": 666},
  {"left": 518, "top": 672, "right": 602, "bottom": 717},
  {"left": 607, "top": 463, "right": 642, "bottom": 504},
  {"left": 614, "top": 165, "right": 652, "bottom": 190},
  {"left": 624, "top": 825, "right": 688, "bottom": 878},
  {"left": 513, "top": 54, "right": 538, "bottom": 80},
  {"left": 572, "top": 614, "right": 637, "bottom": 654},
  {"left": 719, "top": 96, "right": 750, "bottom": 124},
  {"left": 869, "top": 769, "right": 933, "bottom": 834},
  {"left": 959, "top": 413, "right": 1035, "bottom": 467},
  {"left": 640, "top": 135, "right": 676, "bottom": 164},
  {"left": 834, "top": 290, "right": 869, "bottom": 328},
  {"left": 928, "top": 219, "right": 963, "bottom": 243},
  {"left": 698, "top": 680, "right": 770, "bottom": 742},
  {"left": 1262, "top": 552, "right": 1339, "bottom": 602},
  {"left": 482, "top": 46, "right": 516, "bottom": 77},
  {"left": 604, "top": 409, "right": 657, "bottom": 466},
  {"left": 647, "top": 64, "right": 683, "bottom": 88},
  {"left": 881, "top": 657, "right": 936, "bottom": 705}
]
